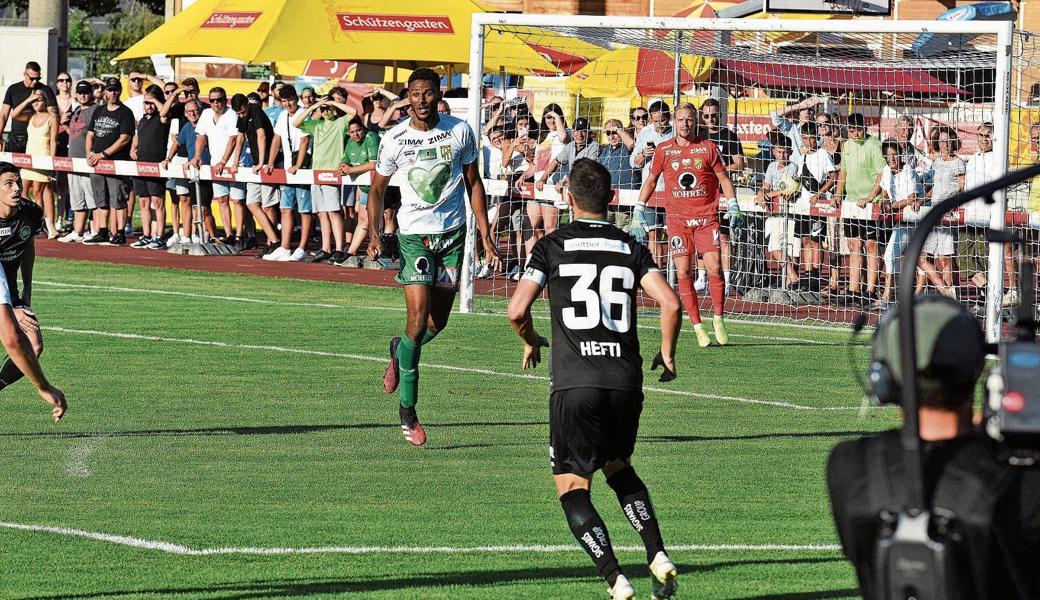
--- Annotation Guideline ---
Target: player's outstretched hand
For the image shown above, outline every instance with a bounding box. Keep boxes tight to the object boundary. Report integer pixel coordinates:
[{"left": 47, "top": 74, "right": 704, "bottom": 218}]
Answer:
[
  {"left": 522, "top": 336, "right": 549, "bottom": 370},
  {"left": 650, "top": 351, "right": 677, "bottom": 382},
  {"left": 482, "top": 234, "right": 503, "bottom": 272},
  {"left": 39, "top": 385, "right": 66, "bottom": 423}
]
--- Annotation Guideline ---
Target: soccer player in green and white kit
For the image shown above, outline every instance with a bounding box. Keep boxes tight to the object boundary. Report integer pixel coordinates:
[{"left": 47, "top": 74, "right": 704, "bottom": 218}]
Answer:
[{"left": 366, "top": 68, "right": 499, "bottom": 446}]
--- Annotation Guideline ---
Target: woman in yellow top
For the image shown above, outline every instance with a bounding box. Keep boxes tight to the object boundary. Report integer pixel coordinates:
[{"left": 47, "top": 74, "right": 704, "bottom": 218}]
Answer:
[{"left": 12, "top": 90, "right": 58, "bottom": 238}]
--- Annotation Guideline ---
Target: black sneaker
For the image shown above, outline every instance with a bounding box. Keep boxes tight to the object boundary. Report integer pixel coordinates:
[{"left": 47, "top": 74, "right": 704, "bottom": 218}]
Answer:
[
  {"left": 333, "top": 252, "right": 354, "bottom": 266},
  {"left": 255, "top": 243, "right": 277, "bottom": 260},
  {"left": 244, "top": 237, "right": 258, "bottom": 250},
  {"left": 306, "top": 250, "right": 332, "bottom": 263},
  {"left": 108, "top": 232, "right": 126, "bottom": 246},
  {"left": 219, "top": 235, "right": 237, "bottom": 246},
  {"left": 328, "top": 251, "right": 346, "bottom": 264},
  {"left": 83, "top": 231, "right": 110, "bottom": 245}
]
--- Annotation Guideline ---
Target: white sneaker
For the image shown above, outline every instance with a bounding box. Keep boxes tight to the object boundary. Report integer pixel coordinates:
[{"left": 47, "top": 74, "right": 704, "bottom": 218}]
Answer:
[
  {"left": 694, "top": 277, "right": 707, "bottom": 293},
  {"left": 649, "top": 552, "right": 678, "bottom": 600},
  {"left": 57, "top": 232, "right": 83, "bottom": 243},
  {"left": 507, "top": 265, "right": 521, "bottom": 281},
  {"left": 477, "top": 264, "right": 491, "bottom": 279},
  {"left": 288, "top": 248, "right": 306, "bottom": 262},
  {"left": 1003, "top": 289, "right": 1021, "bottom": 308},
  {"left": 191, "top": 235, "right": 202, "bottom": 244},
  {"left": 262, "top": 247, "right": 291, "bottom": 261},
  {"left": 609, "top": 574, "right": 636, "bottom": 600},
  {"left": 167, "top": 233, "right": 182, "bottom": 246}
]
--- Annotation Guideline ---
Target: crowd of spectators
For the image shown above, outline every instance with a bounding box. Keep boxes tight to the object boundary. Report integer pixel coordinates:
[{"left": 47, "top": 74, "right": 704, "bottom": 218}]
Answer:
[
  {"left": 0, "top": 60, "right": 1036, "bottom": 307},
  {"left": 0, "top": 61, "right": 416, "bottom": 266}
]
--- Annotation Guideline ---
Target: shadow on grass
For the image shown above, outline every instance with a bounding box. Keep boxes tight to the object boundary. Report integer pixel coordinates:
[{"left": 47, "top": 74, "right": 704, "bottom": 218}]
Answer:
[
  {"left": 731, "top": 589, "right": 860, "bottom": 600},
  {"left": 20, "top": 557, "right": 846, "bottom": 599},
  {"left": 642, "top": 430, "right": 877, "bottom": 444},
  {"left": 0, "top": 421, "right": 548, "bottom": 440}
]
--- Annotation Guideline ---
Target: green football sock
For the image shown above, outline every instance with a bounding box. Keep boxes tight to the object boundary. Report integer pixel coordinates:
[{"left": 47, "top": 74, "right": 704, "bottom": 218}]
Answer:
[
  {"left": 420, "top": 329, "right": 439, "bottom": 346},
  {"left": 396, "top": 335, "right": 421, "bottom": 409}
]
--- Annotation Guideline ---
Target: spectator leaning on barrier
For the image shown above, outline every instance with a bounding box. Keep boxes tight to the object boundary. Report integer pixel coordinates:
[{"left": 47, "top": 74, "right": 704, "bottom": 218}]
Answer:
[
  {"left": 191, "top": 86, "right": 246, "bottom": 245},
  {"left": 961, "top": 122, "right": 1001, "bottom": 295},
  {"left": 264, "top": 85, "right": 313, "bottom": 263},
  {"left": 11, "top": 89, "right": 58, "bottom": 239},
  {"left": 793, "top": 120, "right": 837, "bottom": 291},
  {"left": 772, "top": 96, "right": 824, "bottom": 168},
  {"left": 83, "top": 77, "right": 134, "bottom": 246},
  {"left": 338, "top": 118, "right": 379, "bottom": 261},
  {"left": 263, "top": 81, "right": 286, "bottom": 130},
  {"left": 230, "top": 93, "right": 281, "bottom": 257},
  {"left": 699, "top": 98, "right": 745, "bottom": 295},
  {"left": 837, "top": 112, "right": 886, "bottom": 305},
  {"left": 631, "top": 100, "right": 676, "bottom": 268},
  {"left": 295, "top": 96, "right": 356, "bottom": 264},
  {"left": 162, "top": 99, "right": 217, "bottom": 242},
  {"left": 57, "top": 81, "right": 99, "bottom": 243},
  {"left": 921, "top": 125, "right": 963, "bottom": 299},
  {"left": 757, "top": 130, "right": 801, "bottom": 288},
  {"left": 599, "top": 118, "right": 639, "bottom": 235},
  {"left": 537, "top": 116, "right": 600, "bottom": 196},
  {"left": 129, "top": 86, "right": 175, "bottom": 250},
  {"left": 0, "top": 61, "right": 58, "bottom": 153}
]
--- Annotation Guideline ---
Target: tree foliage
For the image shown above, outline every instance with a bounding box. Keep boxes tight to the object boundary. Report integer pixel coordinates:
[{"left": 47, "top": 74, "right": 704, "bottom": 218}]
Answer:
[
  {"left": 1, "top": 0, "right": 163, "bottom": 17},
  {"left": 69, "top": 0, "right": 164, "bottom": 76}
]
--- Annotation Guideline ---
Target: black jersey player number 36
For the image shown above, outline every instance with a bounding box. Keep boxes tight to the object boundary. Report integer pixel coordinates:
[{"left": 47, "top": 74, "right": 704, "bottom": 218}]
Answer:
[{"left": 560, "top": 263, "right": 634, "bottom": 333}]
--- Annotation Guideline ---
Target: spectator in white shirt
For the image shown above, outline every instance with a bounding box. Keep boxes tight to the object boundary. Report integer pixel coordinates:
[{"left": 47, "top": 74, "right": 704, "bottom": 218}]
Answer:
[
  {"left": 189, "top": 87, "right": 246, "bottom": 245},
  {"left": 771, "top": 96, "right": 825, "bottom": 168}
]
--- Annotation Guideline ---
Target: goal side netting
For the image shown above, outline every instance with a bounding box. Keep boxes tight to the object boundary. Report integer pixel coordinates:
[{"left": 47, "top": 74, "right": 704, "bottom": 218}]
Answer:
[{"left": 462, "top": 15, "right": 1036, "bottom": 342}]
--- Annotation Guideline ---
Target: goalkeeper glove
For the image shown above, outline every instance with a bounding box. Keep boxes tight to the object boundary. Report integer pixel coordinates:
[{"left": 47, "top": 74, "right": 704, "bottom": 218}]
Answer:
[
  {"left": 630, "top": 205, "right": 649, "bottom": 242},
  {"left": 726, "top": 198, "right": 745, "bottom": 230}
]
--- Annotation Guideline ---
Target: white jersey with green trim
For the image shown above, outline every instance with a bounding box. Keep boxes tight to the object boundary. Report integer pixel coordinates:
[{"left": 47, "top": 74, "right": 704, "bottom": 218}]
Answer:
[{"left": 375, "top": 114, "right": 478, "bottom": 235}]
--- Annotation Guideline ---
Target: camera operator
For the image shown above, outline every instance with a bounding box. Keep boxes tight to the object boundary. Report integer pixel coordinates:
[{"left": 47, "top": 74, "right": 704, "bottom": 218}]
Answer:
[{"left": 826, "top": 295, "right": 1040, "bottom": 600}]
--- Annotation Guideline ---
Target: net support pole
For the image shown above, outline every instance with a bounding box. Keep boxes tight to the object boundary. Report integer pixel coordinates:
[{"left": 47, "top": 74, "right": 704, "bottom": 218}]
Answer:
[
  {"left": 460, "top": 17, "right": 487, "bottom": 315},
  {"left": 985, "top": 21, "right": 1015, "bottom": 343},
  {"left": 672, "top": 31, "right": 683, "bottom": 109}
]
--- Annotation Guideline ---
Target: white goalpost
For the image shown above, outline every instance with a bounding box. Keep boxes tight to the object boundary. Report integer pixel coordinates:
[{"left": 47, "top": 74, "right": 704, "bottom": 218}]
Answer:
[{"left": 462, "top": 14, "right": 1028, "bottom": 343}]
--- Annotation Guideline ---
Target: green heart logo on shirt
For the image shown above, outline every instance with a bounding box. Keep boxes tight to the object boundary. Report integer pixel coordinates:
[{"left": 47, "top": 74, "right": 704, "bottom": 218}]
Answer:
[{"left": 407, "top": 162, "right": 451, "bottom": 204}]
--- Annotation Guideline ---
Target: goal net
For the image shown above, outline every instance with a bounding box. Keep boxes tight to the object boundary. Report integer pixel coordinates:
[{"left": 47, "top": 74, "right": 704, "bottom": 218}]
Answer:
[{"left": 461, "top": 14, "right": 1036, "bottom": 342}]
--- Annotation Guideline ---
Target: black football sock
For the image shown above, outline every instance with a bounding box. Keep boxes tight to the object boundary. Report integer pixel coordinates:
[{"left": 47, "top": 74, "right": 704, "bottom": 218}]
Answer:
[
  {"left": 0, "top": 356, "right": 25, "bottom": 391},
  {"left": 560, "top": 489, "right": 622, "bottom": 587},
  {"left": 607, "top": 466, "right": 666, "bottom": 563}
]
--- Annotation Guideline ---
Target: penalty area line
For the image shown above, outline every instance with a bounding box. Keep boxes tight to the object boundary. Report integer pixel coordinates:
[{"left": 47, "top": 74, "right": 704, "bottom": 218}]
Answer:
[
  {"left": 41, "top": 325, "right": 846, "bottom": 411},
  {"left": 0, "top": 520, "right": 840, "bottom": 556}
]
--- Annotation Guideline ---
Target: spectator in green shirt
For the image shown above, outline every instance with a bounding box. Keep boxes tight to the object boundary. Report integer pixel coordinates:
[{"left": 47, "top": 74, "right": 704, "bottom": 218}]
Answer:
[
  {"left": 294, "top": 97, "right": 356, "bottom": 264},
  {"left": 337, "top": 118, "right": 379, "bottom": 260},
  {"left": 835, "top": 113, "right": 886, "bottom": 305}
]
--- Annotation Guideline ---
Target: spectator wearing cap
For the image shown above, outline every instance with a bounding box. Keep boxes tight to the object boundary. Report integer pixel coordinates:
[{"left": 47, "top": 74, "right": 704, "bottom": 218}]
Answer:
[
  {"left": 537, "top": 116, "right": 599, "bottom": 195},
  {"left": 598, "top": 118, "right": 639, "bottom": 234},
  {"left": 630, "top": 99, "right": 675, "bottom": 267},
  {"left": 293, "top": 95, "right": 357, "bottom": 264},
  {"left": 231, "top": 93, "right": 281, "bottom": 255},
  {"left": 83, "top": 77, "right": 135, "bottom": 246},
  {"left": 162, "top": 99, "right": 218, "bottom": 243},
  {"left": 263, "top": 85, "right": 313, "bottom": 263},
  {"left": 0, "top": 61, "right": 58, "bottom": 153},
  {"left": 190, "top": 86, "right": 247, "bottom": 245},
  {"left": 771, "top": 96, "right": 826, "bottom": 167},
  {"left": 129, "top": 86, "right": 177, "bottom": 249},
  {"left": 57, "top": 80, "right": 100, "bottom": 243},
  {"left": 836, "top": 112, "right": 886, "bottom": 305}
]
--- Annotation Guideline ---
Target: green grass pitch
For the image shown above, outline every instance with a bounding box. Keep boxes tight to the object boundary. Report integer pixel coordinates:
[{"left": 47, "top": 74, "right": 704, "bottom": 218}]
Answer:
[{"left": 0, "top": 258, "right": 895, "bottom": 599}]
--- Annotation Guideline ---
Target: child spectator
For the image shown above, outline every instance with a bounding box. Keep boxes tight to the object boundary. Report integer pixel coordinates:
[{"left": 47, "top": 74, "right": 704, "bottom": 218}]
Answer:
[
  {"left": 263, "top": 85, "right": 312, "bottom": 262},
  {"left": 756, "top": 132, "right": 800, "bottom": 288}
]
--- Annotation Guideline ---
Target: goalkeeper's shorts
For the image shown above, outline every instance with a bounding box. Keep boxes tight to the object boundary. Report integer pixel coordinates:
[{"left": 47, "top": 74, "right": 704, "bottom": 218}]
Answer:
[{"left": 666, "top": 216, "right": 721, "bottom": 258}]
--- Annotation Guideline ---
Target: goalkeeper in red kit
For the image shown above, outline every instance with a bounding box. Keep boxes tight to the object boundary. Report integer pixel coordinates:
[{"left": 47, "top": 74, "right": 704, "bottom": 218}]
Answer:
[{"left": 637, "top": 102, "right": 740, "bottom": 347}]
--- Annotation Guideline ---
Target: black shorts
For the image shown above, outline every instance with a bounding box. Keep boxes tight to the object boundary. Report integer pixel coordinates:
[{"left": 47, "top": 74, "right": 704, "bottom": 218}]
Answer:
[
  {"left": 5, "top": 133, "right": 27, "bottom": 153},
  {"left": 133, "top": 176, "right": 166, "bottom": 198},
  {"left": 384, "top": 186, "right": 402, "bottom": 211},
  {"left": 795, "top": 215, "right": 826, "bottom": 241},
  {"left": 842, "top": 218, "right": 885, "bottom": 242},
  {"left": 550, "top": 387, "right": 643, "bottom": 476}
]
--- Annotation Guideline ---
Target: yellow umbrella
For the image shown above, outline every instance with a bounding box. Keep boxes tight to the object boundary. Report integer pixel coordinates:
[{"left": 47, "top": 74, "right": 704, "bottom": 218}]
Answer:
[
  {"left": 740, "top": 11, "right": 846, "bottom": 44},
  {"left": 565, "top": 46, "right": 714, "bottom": 98},
  {"left": 115, "top": 0, "right": 603, "bottom": 76}
]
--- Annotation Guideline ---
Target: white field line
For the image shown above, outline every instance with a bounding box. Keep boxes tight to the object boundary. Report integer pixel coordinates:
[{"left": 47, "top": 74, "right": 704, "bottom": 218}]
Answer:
[
  {"left": 0, "top": 520, "right": 840, "bottom": 556},
  {"left": 41, "top": 325, "right": 861, "bottom": 411},
  {"left": 35, "top": 280, "right": 845, "bottom": 346}
]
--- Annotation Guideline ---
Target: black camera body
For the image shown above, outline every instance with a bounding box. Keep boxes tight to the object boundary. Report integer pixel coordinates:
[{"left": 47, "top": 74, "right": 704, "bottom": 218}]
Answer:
[
  {"left": 986, "top": 342, "right": 1040, "bottom": 458},
  {"left": 875, "top": 511, "right": 963, "bottom": 600}
]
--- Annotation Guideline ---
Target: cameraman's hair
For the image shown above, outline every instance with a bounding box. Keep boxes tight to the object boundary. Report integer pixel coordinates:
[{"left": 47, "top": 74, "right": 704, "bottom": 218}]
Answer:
[
  {"left": 568, "top": 159, "right": 612, "bottom": 214},
  {"left": 0, "top": 161, "right": 20, "bottom": 178},
  {"left": 407, "top": 67, "right": 441, "bottom": 92},
  {"left": 231, "top": 93, "right": 249, "bottom": 112}
]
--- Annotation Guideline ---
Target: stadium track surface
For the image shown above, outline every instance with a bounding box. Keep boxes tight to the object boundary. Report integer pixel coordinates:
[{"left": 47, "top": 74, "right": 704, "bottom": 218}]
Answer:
[{"left": 36, "top": 237, "right": 864, "bottom": 322}]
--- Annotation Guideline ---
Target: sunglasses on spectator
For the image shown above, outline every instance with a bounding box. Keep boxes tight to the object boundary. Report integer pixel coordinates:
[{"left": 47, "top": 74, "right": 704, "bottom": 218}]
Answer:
[
  {"left": 184, "top": 109, "right": 199, "bottom": 115},
  {"left": 701, "top": 113, "right": 719, "bottom": 120},
  {"left": 632, "top": 114, "right": 648, "bottom": 121},
  {"left": 57, "top": 78, "right": 71, "bottom": 83},
  {"left": 130, "top": 77, "right": 144, "bottom": 83},
  {"left": 26, "top": 75, "right": 41, "bottom": 82},
  {"left": 209, "top": 96, "right": 227, "bottom": 103},
  {"left": 979, "top": 134, "right": 992, "bottom": 139},
  {"left": 605, "top": 130, "right": 620, "bottom": 135}
]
